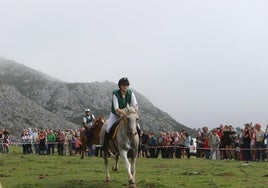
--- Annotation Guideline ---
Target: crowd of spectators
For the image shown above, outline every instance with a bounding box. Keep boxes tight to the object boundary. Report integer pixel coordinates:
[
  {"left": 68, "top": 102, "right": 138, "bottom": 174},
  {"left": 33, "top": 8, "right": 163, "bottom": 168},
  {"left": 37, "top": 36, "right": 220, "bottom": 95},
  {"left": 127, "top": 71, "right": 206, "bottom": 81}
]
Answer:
[
  {"left": 20, "top": 128, "right": 83, "bottom": 156},
  {"left": 140, "top": 123, "right": 268, "bottom": 162},
  {"left": 139, "top": 129, "right": 193, "bottom": 159},
  {"left": 194, "top": 123, "right": 268, "bottom": 161},
  {"left": 0, "top": 127, "right": 10, "bottom": 155},
  {"left": 2, "top": 122, "right": 268, "bottom": 162}
]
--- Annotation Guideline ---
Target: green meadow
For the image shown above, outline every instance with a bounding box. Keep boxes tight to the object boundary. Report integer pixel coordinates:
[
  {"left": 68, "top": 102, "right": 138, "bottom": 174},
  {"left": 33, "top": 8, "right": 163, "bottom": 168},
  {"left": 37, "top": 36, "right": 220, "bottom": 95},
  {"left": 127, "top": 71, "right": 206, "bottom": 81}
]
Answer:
[{"left": 0, "top": 146, "right": 268, "bottom": 188}]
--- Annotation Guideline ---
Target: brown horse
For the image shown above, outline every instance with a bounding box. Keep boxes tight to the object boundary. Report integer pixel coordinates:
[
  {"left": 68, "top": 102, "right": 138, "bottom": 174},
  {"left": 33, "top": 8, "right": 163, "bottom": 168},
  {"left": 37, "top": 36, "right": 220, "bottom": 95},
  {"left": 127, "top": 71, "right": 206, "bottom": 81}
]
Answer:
[{"left": 80, "top": 116, "right": 105, "bottom": 159}]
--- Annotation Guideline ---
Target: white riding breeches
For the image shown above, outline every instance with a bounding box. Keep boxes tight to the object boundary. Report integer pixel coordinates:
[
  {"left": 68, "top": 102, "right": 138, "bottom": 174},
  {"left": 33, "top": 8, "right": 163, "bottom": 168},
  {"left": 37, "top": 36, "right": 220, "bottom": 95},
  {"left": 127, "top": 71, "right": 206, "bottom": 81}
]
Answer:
[
  {"left": 106, "top": 112, "right": 140, "bottom": 133},
  {"left": 106, "top": 113, "right": 120, "bottom": 133}
]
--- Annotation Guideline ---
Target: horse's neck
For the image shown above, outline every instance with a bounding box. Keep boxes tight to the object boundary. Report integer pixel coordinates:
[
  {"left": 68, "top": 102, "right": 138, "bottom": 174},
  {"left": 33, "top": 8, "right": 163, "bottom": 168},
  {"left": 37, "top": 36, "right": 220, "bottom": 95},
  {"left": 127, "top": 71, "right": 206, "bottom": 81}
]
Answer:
[{"left": 117, "top": 117, "right": 137, "bottom": 139}]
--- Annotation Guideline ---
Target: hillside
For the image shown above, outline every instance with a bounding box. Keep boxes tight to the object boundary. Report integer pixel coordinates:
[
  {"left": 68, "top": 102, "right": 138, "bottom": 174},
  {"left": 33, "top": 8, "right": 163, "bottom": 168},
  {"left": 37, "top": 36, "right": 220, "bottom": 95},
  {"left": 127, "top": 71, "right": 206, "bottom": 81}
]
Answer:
[{"left": 0, "top": 58, "right": 196, "bottom": 139}]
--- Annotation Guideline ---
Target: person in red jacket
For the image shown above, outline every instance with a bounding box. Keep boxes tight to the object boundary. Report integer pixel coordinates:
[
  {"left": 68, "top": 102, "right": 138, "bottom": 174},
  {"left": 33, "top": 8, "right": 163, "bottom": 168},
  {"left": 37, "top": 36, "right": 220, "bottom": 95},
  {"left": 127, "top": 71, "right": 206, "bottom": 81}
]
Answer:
[{"left": 203, "top": 136, "right": 210, "bottom": 159}]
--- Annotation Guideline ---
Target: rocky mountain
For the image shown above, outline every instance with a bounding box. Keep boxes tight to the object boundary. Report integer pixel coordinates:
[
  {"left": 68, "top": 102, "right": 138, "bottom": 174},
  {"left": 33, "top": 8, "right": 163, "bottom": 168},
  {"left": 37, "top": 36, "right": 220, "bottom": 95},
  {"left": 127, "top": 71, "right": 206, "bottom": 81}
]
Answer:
[{"left": 0, "top": 58, "right": 196, "bottom": 139}]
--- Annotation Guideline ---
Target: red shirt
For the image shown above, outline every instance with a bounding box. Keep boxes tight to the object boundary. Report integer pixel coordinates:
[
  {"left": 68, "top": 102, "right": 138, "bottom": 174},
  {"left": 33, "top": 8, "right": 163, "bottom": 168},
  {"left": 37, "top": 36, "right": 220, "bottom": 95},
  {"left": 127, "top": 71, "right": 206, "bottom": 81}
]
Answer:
[
  {"left": 203, "top": 138, "right": 209, "bottom": 148},
  {"left": 217, "top": 130, "right": 223, "bottom": 139}
]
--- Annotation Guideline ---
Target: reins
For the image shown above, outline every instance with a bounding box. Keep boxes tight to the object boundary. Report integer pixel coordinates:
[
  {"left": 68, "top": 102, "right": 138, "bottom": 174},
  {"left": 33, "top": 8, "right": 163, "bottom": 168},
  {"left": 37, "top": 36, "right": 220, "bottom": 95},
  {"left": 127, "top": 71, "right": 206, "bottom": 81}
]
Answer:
[{"left": 112, "top": 111, "right": 137, "bottom": 139}]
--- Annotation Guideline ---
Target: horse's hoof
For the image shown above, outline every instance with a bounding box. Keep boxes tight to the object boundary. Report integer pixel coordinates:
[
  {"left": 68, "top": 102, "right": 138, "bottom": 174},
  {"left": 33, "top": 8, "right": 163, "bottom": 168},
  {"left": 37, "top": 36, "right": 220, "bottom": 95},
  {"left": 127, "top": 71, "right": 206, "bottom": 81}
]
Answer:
[
  {"left": 81, "top": 156, "right": 84, "bottom": 159},
  {"left": 112, "top": 166, "right": 118, "bottom": 171},
  {"left": 128, "top": 179, "right": 135, "bottom": 187},
  {"left": 106, "top": 177, "right": 111, "bottom": 183}
]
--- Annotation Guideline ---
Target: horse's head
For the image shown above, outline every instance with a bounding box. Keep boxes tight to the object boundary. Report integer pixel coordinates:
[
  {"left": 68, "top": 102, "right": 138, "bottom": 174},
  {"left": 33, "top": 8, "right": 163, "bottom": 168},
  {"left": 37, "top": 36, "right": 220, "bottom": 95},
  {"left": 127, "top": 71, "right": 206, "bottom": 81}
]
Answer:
[
  {"left": 121, "top": 107, "right": 139, "bottom": 137},
  {"left": 91, "top": 116, "right": 105, "bottom": 145},
  {"left": 94, "top": 116, "right": 105, "bottom": 130}
]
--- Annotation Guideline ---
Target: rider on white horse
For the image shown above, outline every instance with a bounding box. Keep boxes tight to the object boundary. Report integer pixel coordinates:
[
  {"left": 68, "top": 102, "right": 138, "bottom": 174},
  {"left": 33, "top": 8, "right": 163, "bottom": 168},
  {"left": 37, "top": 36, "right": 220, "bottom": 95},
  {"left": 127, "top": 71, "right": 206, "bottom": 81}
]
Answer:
[{"left": 103, "top": 77, "right": 140, "bottom": 150}]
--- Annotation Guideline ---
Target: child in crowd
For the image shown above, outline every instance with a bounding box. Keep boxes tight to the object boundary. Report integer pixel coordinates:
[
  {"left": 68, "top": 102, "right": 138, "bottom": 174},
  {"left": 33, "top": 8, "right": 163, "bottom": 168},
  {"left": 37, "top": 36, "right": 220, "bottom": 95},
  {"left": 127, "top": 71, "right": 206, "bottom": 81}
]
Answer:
[
  {"left": 3, "top": 134, "right": 10, "bottom": 154},
  {"left": 75, "top": 135, "right": 82, "bottom": 155}
]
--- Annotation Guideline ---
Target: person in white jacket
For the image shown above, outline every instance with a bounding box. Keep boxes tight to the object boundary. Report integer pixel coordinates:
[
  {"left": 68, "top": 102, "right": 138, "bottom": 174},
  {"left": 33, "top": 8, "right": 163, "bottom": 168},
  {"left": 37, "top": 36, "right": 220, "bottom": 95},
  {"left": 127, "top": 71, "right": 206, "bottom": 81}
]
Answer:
[{"left": 102, "top": 77, "right": 139, "bottom": 150}]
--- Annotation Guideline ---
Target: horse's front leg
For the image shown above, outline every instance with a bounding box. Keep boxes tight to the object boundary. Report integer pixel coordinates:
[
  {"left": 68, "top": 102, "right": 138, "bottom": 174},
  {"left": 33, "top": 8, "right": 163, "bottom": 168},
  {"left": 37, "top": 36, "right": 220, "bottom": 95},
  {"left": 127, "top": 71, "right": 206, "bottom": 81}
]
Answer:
[
  {"left": 119, "top": 150, "right": 135, "bottom": 186},
  {"left": 80, "top": 145, "right": 85, "bottom": 159},
  {"left": 103, "top": 151, "right": 111, "bottom": 182},
  {"left": 130, "top": 155, "right": 137, "bottom": 181}
]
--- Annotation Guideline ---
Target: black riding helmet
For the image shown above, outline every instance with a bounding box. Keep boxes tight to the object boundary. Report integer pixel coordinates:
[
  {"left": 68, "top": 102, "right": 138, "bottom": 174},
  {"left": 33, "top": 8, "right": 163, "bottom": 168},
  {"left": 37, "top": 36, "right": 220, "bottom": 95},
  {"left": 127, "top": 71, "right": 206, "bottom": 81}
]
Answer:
[{"left": 118, "top": 77, "right": 130, "bottom": 87}]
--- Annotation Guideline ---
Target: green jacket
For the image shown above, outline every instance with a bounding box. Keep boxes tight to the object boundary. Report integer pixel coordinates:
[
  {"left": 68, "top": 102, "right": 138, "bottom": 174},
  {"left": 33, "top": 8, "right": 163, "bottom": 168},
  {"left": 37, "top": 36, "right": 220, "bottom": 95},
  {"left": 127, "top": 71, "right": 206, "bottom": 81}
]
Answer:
[
  {"left": 111, "top": 89, "right": 132, "bottom": 115},
  {"left": 47, "top": 133, "right": 56, "bottom": 143}
]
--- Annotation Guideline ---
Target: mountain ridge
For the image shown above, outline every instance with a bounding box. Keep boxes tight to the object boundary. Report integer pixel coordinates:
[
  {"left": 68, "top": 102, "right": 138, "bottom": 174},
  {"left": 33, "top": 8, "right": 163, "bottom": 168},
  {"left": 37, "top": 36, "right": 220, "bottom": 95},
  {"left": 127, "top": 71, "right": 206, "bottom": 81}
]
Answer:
[{"left": 0, "top": 58, "right": 196, "bottom": 139}]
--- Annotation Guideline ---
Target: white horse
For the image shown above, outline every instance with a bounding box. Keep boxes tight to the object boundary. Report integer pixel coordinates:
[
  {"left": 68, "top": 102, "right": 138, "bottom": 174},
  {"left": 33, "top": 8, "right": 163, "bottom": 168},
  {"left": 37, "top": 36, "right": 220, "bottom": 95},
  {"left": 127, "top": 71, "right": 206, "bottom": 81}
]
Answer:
[{"left": 100, "top": 106, "right": 139, "bottom": 188}]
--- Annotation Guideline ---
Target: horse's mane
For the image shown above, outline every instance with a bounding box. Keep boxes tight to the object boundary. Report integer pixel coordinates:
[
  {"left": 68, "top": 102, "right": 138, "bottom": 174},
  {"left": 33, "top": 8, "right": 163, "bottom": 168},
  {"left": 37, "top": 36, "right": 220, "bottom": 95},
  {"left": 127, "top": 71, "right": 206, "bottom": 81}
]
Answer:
[
  {"left": 95, "top": 116, "right": 105, "bottom": 124},
  {"left": 123, "top": 106, "right": 137, "bottom": 115},
  {"left": 118, "top": 106, "right": 137, "bottom": 120}
]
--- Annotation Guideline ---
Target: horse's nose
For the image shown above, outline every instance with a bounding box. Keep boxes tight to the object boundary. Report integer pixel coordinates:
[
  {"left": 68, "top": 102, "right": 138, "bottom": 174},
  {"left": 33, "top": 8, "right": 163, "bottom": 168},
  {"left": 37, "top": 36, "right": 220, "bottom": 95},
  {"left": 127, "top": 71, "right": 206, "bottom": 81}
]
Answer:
[{"left": 130, "top": 132, "right": 138, "bottom": 137}]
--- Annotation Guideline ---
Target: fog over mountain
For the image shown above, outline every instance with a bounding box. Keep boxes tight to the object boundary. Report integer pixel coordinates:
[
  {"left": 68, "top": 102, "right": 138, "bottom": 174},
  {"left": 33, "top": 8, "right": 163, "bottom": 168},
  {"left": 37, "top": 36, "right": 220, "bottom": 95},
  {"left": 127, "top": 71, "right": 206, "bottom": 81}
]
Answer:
[{"left": 0, "top": 58, "right": 196, "bottom": 139}]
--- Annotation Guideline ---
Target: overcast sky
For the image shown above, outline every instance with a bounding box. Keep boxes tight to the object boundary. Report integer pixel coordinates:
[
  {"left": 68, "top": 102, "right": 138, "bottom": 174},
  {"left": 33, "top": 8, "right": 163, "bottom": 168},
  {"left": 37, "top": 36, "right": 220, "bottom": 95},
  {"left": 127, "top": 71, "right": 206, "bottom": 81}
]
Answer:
[{"left": 1, "top": 0, "right": 268, "bottom": 129}]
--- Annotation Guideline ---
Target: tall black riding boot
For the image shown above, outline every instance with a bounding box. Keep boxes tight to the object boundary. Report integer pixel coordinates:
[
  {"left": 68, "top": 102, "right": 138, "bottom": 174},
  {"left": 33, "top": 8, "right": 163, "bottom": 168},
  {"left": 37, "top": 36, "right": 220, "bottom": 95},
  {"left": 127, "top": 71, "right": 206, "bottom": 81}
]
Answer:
[
  {"left": 137, "top": 126, "right": 141, "bottom": 138},
  {"left": 137, "top": 126, "right": 141, "bottom": 150},
  {"left": 85, "top": 128, "right": 90, "bottom": 147},
  {"left": 87, "top": 134, "right": 91, "bottom": 147},
  {"left": 102, "top": 131, "right": 109, "bottom": 151}
]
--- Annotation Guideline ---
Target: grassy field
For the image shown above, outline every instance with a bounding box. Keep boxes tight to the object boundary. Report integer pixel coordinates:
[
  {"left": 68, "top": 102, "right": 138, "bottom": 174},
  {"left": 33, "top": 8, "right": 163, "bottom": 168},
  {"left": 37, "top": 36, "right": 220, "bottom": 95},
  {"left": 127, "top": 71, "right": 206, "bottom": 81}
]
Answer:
[{"left": 0, "top": 146, "right": 268, "bottom": 188}]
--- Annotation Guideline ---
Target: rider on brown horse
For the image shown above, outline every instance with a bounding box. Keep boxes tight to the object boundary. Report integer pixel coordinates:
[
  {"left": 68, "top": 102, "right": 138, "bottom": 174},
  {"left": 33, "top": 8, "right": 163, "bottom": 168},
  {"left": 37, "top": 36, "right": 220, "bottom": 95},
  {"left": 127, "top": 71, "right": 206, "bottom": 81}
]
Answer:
[{"left": 82, "top": 108, "right": 96, "bottom": 146}]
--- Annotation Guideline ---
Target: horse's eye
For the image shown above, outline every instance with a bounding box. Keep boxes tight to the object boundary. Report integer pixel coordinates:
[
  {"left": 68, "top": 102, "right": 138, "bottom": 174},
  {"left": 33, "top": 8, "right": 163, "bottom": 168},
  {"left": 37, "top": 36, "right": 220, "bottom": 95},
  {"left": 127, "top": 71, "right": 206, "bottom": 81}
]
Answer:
[{"left": 136, "top": 118, "right": 139, "bottom": 122}]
